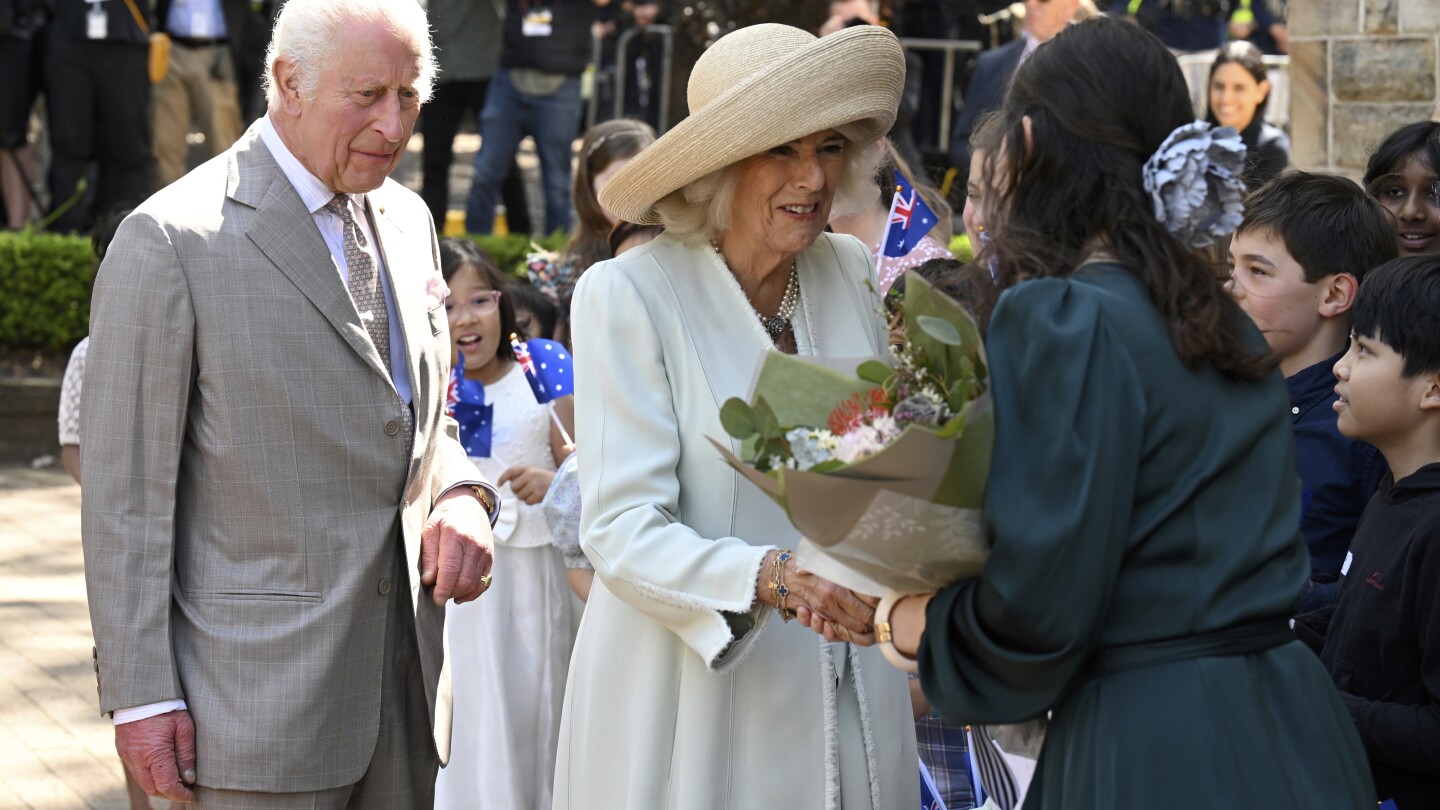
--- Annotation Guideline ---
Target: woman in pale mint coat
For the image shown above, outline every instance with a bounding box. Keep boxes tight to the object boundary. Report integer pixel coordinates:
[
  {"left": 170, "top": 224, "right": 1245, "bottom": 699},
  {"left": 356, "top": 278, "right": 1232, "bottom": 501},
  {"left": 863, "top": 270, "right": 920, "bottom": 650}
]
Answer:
[{"left": 553, "top": 23, "right": 920, "bottom": 810}]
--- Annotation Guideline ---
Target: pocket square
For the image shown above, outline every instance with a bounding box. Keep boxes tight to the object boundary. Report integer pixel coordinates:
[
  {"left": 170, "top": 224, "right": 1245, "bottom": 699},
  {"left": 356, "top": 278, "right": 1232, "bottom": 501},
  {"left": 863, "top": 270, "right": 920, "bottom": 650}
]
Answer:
[{"left": 423, "top": 274, "right": 450, "bottom": 312}]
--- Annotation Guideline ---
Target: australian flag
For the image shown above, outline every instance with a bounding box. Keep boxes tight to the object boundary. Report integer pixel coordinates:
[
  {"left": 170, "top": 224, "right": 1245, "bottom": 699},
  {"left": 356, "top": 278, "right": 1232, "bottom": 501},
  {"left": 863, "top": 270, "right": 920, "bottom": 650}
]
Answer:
[
  {"left": 883, "top": 168, "right": 939, "bottom": 259},
  {"left": 510, "top": 335, "right": 574, "bottom": 405},
  {"left": 446, "top": 353, "right": 493, "bottom": 458}
]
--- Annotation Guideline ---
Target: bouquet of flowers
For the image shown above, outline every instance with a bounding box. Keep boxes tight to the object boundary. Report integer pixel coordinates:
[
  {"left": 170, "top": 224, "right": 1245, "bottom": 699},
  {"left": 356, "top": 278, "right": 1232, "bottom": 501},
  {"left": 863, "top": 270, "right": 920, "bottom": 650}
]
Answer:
[{"left": 711, "top": 272, "right": 993, "bottom": 595}]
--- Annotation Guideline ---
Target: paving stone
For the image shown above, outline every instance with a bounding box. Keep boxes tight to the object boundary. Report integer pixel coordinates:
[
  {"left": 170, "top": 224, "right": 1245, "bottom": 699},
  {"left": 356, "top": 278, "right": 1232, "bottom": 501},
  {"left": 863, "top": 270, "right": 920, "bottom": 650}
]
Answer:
[{"left": 0, "top": 467, "right": 128, "bottom": 808}]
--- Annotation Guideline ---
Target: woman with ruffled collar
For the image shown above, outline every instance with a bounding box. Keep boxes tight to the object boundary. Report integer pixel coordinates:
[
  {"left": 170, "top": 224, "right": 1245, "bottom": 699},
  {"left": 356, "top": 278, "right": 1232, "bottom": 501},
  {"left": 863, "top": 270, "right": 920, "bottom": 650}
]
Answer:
[
  {"left": 552, "top": 23, "right": 919, "bottom": 809},
  {"left": 873, "top": 18, "right": 1374, "bottom": 808}
]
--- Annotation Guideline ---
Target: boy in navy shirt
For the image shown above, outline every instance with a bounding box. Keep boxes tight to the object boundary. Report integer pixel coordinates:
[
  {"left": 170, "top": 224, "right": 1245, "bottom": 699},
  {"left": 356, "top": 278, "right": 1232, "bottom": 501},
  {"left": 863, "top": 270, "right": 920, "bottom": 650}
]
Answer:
[
  {"left": 1227, "top": 172, "right": 1395, "bottom": 633},
  {"left": 1321, "top": 255, "right": 1440, "bottom": 807}
]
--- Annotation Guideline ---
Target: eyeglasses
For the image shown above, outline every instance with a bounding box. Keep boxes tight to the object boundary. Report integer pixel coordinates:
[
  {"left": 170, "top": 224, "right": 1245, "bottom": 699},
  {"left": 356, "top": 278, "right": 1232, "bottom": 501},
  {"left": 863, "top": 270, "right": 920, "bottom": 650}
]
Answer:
[{"left": 446, "top": 289, "right": 502, "bottom": 315}]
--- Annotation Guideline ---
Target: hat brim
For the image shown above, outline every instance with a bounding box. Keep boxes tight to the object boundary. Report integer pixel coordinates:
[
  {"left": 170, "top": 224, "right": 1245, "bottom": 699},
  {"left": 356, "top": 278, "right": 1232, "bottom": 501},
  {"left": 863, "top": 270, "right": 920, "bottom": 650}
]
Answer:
[{"left": 599, "top": 25, "right": 906, "bottom": 226}]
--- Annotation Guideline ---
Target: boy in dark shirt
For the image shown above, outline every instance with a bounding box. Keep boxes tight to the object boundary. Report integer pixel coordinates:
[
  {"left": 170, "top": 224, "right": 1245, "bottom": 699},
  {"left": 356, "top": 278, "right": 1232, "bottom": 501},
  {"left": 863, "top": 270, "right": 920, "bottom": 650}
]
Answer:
[
  {"left": 1322, "top": 255, "right": 1440, "bottom": 807},
  {"left": 1227, "top": 172, "right": 1396, "bottom": 633}
]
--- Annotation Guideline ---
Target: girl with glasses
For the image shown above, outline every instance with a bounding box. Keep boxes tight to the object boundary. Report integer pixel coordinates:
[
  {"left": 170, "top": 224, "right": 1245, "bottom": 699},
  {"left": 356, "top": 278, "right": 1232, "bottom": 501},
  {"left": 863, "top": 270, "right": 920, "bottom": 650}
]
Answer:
[{"left": 436, "top": 237, "right": 580, "bottom": 810}]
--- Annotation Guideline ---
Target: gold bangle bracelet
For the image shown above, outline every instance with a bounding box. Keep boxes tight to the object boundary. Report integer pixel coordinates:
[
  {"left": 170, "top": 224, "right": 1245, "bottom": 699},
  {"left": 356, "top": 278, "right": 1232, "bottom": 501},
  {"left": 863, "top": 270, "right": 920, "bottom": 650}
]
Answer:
[
  {"left": 875, "top": 590, "right": 919, "bottom": 673},
  {"left": 768, "top": 549, "right": 794, "bottom": 622}
]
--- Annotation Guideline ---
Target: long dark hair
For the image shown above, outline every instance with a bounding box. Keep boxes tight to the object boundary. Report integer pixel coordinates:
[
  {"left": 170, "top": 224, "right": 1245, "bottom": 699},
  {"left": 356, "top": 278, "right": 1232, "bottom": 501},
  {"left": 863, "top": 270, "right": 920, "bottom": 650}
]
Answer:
[
  {"left": 438, "top": 237, "right": 519, "bottom": 364},
  {"left": 566, "top": 119, "right": 657, "bottom": 273},
  {"left": 1362, "top": 121, "right": 1440, "bottom": 189},
  {"left": 1203, "top": 40, "right": 1270, "bottom": 130},
  {"left": 984, "top": 17, "right": 1273, "bottom": 380}
]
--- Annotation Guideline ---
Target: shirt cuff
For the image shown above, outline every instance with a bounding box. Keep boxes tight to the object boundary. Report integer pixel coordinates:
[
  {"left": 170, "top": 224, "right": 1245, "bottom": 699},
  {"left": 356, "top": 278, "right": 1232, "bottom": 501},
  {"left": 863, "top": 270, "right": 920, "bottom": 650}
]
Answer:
[
  {"left": 438, "top": 480, "right": 502, "bottom": 527},
  {"left": 113, "top": 699, "right": 188, "bottom": 725}
]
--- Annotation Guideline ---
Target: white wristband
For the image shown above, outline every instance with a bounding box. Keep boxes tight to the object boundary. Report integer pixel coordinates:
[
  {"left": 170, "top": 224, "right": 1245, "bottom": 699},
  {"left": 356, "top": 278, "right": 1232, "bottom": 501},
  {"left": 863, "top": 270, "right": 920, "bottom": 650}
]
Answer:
[{"left": 875, "top": 590, "right": 919, "bottom": 673}]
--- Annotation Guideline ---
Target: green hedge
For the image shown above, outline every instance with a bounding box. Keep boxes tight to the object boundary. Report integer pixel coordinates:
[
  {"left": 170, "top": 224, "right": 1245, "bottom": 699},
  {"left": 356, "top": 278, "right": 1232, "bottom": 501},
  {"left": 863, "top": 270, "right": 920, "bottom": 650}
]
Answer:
[
  {"left": 465, "top": 231, "right": 569, "bottom": 278},
  {"left": 0, "top": 230, "right": 571, "bottom": 352},
  {"left": 0, "top": 230, "right": 98, "bottom": 351}
]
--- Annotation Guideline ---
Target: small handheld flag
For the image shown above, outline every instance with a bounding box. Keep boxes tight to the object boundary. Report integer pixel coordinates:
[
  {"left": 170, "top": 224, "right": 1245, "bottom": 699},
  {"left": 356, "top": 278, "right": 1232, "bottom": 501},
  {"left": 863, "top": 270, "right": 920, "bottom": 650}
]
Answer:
[
  {"left": 882, "top": 168, "right": 940, "bottom": 259},
  {"left": 510, "top": 333, "right": 576, "bottom": 451},
  {"left": 446, "top": 353, "right": 494, "bottom": 458},
  {"left": 510, "top": 334, "right": 574, "bottom": 405}
]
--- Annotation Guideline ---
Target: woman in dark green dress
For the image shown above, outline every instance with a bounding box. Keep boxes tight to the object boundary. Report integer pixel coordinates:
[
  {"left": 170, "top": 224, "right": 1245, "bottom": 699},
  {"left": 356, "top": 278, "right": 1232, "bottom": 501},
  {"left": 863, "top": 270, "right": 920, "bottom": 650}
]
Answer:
[{"left": 879, "top": 19, "right": 1374, "bottom": 808}]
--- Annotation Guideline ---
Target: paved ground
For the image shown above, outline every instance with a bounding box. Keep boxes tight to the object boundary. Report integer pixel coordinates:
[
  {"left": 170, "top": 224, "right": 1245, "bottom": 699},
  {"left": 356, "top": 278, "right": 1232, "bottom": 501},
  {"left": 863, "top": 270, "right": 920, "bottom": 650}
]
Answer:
[{"left": 0, "top": 466, "right": 134, "bottom": 809}]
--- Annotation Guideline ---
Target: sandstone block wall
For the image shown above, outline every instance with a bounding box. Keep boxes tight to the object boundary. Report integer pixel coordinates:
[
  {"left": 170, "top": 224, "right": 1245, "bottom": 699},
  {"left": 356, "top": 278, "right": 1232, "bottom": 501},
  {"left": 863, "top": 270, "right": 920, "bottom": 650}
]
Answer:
[{"left": 1290, "top": 0, "right": 1440, "bottom": 175}]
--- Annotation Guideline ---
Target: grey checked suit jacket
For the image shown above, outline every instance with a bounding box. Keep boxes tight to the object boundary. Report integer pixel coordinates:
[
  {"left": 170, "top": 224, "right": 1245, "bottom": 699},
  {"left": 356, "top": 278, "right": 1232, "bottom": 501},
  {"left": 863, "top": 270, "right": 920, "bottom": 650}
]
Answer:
[{"left": 80, "top": 122, "right": 482, "bottom": 791}]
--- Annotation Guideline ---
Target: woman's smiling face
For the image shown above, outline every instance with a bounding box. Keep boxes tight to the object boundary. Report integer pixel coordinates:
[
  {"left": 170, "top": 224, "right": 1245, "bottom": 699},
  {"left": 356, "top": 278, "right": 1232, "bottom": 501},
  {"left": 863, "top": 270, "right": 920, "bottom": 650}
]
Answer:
[
  {"left": 1208, "top": 62, "right": 1268, "bottom": 133},
  {"left": 1372, "top": 154, "right": 1440, "bottom": 256},
  {"left": 726, "top": 130, "right": 847, "bottom": 259}
]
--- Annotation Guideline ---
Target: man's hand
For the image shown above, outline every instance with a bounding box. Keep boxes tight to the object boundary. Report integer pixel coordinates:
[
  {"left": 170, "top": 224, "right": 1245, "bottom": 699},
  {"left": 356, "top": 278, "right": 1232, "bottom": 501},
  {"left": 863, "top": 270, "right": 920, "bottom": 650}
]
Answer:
[
  {"left": 115, "top": 709, "right": 196, "bottom": 803},
  {"left": 497, "top": 466, "right": 556, "bottom": 505},
  {"left": 420, "top": 488, "right": 496, "bottom": 605}
]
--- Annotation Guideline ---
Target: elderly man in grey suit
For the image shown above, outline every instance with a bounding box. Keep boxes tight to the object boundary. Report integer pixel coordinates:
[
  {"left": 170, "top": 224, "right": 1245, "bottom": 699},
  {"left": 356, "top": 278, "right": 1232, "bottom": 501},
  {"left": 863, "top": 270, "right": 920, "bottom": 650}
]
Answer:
[{"left": 79, "top": 0, "right": 500, "bottom": 805}]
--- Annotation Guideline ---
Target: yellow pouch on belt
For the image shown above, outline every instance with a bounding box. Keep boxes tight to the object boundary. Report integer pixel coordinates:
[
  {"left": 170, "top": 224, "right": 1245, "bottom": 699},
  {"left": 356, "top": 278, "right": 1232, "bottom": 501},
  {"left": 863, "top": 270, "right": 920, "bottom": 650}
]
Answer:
[
  {"left": 148, "top": 32, "right": 171, "bottom": 84},
  {"left": 120, "top": 0, "right": 170, "bottom": 84}
]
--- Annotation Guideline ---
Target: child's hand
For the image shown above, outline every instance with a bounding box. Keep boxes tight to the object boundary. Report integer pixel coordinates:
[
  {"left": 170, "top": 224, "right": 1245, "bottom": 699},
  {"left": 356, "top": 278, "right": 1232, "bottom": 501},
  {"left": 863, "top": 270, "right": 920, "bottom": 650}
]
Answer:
[{"left": 497, "top": 466, "right": 557, "bottom": 505}]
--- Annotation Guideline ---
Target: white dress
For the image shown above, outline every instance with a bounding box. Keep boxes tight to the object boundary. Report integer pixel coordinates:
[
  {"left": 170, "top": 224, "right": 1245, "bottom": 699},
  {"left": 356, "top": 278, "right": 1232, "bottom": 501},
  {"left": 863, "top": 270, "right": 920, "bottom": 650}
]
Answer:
[{"left": 436, "top": 363, "right": 582, "bottom": 810}]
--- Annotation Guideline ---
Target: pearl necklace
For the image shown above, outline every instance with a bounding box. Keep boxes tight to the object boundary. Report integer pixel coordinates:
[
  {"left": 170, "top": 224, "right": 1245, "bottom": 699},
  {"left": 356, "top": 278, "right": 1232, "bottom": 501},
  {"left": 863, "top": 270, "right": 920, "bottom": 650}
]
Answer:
[{"left": 712, "top": 241, "right": 800, "bottom": 339}]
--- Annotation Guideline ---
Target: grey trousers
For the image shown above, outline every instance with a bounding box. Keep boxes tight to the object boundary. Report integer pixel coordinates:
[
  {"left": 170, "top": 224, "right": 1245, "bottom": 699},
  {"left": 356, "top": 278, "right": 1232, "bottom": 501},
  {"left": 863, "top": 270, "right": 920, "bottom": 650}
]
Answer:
[{"left": 195, "top": 547, "right": 438, "bottom": 809}]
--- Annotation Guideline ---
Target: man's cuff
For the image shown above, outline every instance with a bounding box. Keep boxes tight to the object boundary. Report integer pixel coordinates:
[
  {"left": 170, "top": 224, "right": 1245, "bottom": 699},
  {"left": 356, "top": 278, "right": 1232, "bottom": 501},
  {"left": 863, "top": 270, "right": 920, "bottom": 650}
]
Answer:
[
  {"left": 113, "top": 699, "right": 188, "bottom": 725},
  {"left": 437, "top": 480, "right": 501, "bottom": 527}
]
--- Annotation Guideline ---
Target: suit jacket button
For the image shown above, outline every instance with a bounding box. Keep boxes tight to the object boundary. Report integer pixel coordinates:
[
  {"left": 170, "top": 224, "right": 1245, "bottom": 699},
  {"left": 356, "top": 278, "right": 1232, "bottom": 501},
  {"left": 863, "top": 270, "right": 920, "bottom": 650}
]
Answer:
[
  {"left": 384, "top": 420, "right": 400, "bottom": 435},
  {"left": 378, "top": 578, "right": 392, "bottom": 595}
]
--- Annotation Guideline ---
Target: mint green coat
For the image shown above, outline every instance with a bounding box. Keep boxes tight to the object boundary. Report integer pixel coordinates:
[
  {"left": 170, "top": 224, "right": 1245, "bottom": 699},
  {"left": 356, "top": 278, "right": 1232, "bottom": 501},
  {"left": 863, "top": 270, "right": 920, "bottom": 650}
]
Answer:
[{"left": 555, "top": 233, "right": 919, "bottom": 809}]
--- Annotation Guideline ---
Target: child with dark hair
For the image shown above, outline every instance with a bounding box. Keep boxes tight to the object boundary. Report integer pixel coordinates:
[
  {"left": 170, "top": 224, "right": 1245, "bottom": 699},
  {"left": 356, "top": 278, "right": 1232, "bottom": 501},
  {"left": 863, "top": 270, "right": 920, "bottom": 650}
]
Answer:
[
  {"left": 435, "top": 237, "right": 579, "bottom": 810},
  {"left": 1363, "top": 121, "right": 1440, "bottom": 257},
  {"left": 1321, "top": 255, "right": 1440, "bottom": 808},
  {"left": 1226, "top": 171, "right": 1396, "bottom": 630},
  {"left": 506, "top": 277, "right": 560, "bottom": 342}
]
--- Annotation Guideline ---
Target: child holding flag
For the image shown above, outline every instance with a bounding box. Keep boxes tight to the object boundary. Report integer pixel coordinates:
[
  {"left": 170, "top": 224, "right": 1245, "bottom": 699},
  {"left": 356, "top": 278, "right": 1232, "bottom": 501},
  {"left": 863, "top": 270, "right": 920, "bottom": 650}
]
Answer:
[{"left": 434, "top": 238, "right": 581, "bottom": 810}]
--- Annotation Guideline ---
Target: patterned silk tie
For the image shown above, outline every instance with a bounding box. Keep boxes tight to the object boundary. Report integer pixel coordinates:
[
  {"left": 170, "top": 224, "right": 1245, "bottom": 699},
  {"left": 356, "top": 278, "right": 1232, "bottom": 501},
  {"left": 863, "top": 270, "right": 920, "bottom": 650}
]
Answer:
[{"left": 325, "top": 194, "right": 414, "bottom": 460}]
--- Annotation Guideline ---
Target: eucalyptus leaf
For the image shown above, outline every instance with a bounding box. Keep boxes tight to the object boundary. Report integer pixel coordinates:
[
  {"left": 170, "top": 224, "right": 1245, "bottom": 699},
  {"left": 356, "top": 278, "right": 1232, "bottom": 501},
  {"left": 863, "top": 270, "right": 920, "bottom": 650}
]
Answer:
[
  {"left": 856, "top": 359, "right": 892, "bottom": 386},
  {"left": 753, "top": 398, "right": 783, "bottom": 440},
  {"left": 720, "top": 398, "right": 757, "bottom": 439},
  {"left": 917, "top": 315, "right": 963, "bottom": 346}
]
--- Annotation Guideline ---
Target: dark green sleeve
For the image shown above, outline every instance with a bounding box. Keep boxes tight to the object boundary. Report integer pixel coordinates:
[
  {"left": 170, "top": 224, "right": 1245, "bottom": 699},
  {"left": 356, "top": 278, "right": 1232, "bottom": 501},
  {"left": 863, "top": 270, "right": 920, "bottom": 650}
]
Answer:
[{"left": 917, "top": 277, "right": 1147, "bottom": 724}]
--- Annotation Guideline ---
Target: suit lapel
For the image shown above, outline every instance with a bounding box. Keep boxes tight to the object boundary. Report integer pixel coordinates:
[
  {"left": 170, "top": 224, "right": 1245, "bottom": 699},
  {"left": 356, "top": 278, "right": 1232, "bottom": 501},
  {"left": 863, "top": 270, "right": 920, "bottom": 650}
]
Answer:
[
  {"left": 367, "top": 191, "right": 424, "bottom": 399},
  {"left": 229, "top": 130, "right": 394, "bottom": 386}
]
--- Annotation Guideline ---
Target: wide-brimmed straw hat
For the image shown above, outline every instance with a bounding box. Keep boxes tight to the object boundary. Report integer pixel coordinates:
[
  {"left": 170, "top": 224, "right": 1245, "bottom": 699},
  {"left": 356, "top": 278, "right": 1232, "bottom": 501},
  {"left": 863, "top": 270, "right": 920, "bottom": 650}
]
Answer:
[{"left": 599, "top": 23, "right": 906, "bottom": 225}]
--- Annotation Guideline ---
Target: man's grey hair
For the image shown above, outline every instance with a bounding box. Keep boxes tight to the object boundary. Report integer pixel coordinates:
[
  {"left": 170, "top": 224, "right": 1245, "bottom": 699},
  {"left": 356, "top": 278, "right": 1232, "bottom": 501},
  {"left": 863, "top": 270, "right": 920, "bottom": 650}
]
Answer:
[{"left": 263, "top": 0, "right": 438, "bottom": 110}]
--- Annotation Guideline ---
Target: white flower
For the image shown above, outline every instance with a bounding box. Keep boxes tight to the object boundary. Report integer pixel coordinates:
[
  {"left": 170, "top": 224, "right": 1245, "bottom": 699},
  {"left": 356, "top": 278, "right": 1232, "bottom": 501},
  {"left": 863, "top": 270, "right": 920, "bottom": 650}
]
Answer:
[
  {"left": 1143, "top": 121, "right": 1247, "bottom": 250},
  {"left": 833, "top": 417, "right": 902, "bottom": 465}
]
